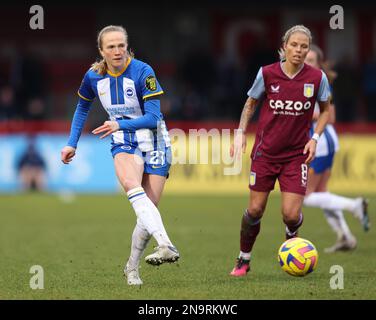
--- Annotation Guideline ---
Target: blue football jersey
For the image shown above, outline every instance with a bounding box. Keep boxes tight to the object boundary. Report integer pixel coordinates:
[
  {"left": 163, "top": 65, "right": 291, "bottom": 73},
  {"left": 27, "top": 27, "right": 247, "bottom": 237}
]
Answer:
[{"left": 78, "top": 57, "right": 170, "bottom": 151}]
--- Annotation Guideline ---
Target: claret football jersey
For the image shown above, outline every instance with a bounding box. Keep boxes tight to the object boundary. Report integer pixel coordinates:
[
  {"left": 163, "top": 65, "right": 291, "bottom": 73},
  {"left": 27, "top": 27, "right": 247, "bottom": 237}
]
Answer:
[{"left": 247, "top": 61, "right": 330, "bottom": 162}]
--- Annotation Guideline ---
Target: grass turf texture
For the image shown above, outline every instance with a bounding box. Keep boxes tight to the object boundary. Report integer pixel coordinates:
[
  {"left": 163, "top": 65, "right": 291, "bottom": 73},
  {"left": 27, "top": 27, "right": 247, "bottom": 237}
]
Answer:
[{"left": 0, "top": 193, "right": 375, "bottom": 299}]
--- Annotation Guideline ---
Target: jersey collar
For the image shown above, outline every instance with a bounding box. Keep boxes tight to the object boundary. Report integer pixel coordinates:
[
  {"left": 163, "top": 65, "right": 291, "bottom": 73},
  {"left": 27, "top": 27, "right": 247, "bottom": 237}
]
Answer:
[
  {"left": 107, "top": 57, "right": 132, "bottom": 77},
  {"left": 279, "top": 60, "right": 305, "bottom": 80}
]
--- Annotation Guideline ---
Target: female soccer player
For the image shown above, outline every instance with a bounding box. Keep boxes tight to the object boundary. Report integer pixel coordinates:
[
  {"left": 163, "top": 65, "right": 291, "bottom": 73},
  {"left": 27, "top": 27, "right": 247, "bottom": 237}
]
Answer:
[
  {"left": 303, "top": 45, "right": 370, "bottom": 253},
  {"left": 61, "top": 25, "right": 179, "bottom": 285},
  {"left": 229, "top": 25, "right": 331, "bottom": 277}
]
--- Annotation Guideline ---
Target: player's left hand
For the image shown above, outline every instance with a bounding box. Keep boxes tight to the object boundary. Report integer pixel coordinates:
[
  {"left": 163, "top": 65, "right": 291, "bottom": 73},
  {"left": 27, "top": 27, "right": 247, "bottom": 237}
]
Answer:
[
  {"left": 230, "top": 130, "right": 246, "bottom": 161},
  {"left": 92, "top": 121, "right": 120, "bottom": 139},
  {"left": 303, "top": 139, "right": 317, "bottom": 164}
]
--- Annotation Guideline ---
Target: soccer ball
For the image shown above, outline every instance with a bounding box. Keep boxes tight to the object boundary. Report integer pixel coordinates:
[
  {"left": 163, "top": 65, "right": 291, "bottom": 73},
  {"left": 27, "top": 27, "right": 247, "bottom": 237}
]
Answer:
[{"left": 278, "top": 237, "right": 318, "bottom": 277}]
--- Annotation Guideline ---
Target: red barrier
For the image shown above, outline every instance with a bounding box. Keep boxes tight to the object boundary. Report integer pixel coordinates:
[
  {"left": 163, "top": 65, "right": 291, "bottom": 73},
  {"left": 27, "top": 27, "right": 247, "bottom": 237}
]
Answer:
[
  {"left": 0, "top": 120, "right": 376, "bottom": 134},
  {"left": 0, "top": 120, "right": 71, "bottom": 134}
]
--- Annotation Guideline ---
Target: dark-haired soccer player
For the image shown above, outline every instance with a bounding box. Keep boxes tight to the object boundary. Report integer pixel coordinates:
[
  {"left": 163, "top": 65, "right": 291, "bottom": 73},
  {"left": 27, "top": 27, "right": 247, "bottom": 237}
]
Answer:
[{"left": 229, "top": 25, "right": 330, "bottom": 276}]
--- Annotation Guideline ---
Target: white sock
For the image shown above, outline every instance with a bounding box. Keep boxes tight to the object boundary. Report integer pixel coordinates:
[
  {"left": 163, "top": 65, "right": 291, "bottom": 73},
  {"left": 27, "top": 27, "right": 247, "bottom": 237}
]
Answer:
[
  {"left": 127, "top": 187, "right": 172, "bottom": 247},
  {"left": 304, "top": 192, "right": 357, "bottom": 212},
  {"left": 323, "top": 209, "right": 354, "bottom": 241},
  {"left": 239, "top": 251, "right": 251, "bottom": 260},
  {"left": 127, "top": 220, "right": 151, "bottom": 270},
  {"left": 333, "top": 210, "right": 354, "bottom": 240},
  {"left": 323, "top": 209, "right": 343, "bottom": 239},
  {"left": 147, "top": 201, "right": 173, "bottom": 247}
]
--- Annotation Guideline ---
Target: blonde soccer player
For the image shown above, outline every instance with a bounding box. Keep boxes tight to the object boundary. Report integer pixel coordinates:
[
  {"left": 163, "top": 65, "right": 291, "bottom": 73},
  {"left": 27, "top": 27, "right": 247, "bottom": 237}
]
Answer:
[
  {"left": 61, "top": 25, "right": 179, "bottom": 285},
  {"left": 229, "top": 25, "right": 331, "bottom": 277}
]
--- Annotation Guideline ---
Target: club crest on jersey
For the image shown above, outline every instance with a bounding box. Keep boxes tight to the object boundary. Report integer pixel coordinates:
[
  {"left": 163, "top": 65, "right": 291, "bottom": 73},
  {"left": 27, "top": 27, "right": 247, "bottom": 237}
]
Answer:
[
  {"left": 270, "top": 85, "right": 280, "bottom": 93},
  {"left": 126, "top": 87, "right": 135, "bottom": 97},
  {"left": 304, "top": 84, "right": 314, "bottom": 98}
]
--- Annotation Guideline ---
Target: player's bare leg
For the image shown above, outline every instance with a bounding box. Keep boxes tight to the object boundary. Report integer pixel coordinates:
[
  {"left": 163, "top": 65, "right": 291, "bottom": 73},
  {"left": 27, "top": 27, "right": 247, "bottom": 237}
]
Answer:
[
  {"left": 314, "top": 168, "right": 331, "bottom": 193},
  {"left": 142, "top": 173, "right": 165, "bottom": 205},
  {"left": 305, "top": 167, "right": 322, "bottom": 195},
  {"left": 19, "top": 167, "right": 33, "bottom": 191},
  {"left": 33, "top": 168, "right": 46, "bottom": 191},
  {"left": 230, "top": 190, "right": 270, "bottom": 277},
  {"left": 281, "top": 192, "right": 304, "bottom": 239}
]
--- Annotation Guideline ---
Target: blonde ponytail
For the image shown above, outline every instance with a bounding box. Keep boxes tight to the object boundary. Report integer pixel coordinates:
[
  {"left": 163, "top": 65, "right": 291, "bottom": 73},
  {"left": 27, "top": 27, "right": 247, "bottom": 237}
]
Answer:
[{"left": 91, "top": 59, "right": 108, "bottom": 76}]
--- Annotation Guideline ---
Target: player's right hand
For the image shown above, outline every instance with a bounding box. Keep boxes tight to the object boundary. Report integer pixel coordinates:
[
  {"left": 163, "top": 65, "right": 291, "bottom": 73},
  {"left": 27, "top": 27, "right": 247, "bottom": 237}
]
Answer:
[
  {"left": 61, "top": 146, "right": 76, "bottom": 164},
  {"left": 230, "top": 130, "right": 246, "bottom": 160}
]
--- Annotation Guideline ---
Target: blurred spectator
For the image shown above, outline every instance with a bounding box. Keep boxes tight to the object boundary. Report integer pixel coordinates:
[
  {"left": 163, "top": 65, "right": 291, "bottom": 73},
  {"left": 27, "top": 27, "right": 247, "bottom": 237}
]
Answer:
[
  {"left": 25, "top": 97, "right": 47, "bottom": 120},
  {"left": 362, "top": 57, "right": 376, "bottom": 121},
  {"left": 0, "top": 5, "right": 373, "bottom": 123},
  {"left": 213, "top": 55, "right": 246, "bottom": 119},
  {"left": 10, "top": 49, "right": 47, "bottom": 119},
  {"left": 17, "top": 136, "right": 46, "bottom": 192},
  {"left": 244, "top": 40, "right": 276, "bottom": 87},
  {"left": 332, "top": 56, "right": 360, "bottom": 122},
  {"left": 157, "top": 77, "right": 183, "bottom": 120},
  {"left": 0, "top": 84, "right": 17, "bottom": 120},
  {"left": 243, "top": 41, "right": 276, "bottom": 121},
  {"left": 179, "top": 47, "right": 216, "bottom": 119}
]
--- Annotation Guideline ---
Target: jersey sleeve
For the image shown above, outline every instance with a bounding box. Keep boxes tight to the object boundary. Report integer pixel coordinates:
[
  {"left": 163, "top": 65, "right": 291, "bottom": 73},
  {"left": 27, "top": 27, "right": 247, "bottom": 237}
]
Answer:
[
  {"left": 67, "top": 98, "right": 92, "bottom": 148},
  {"left": 247, "top": 67, "right": 265, "bottom": 99},
  {"left": 116, "top": 99, "right": 161, "bottom": 131},
  {"left": 317, "top": 71, "right": 330, "bottom": 102},
  {"left": 77, "top": 71, "right": 96, "bottom": 101},
  {"left": 139, "top": 64, "right": 164, "bottom": 100}
]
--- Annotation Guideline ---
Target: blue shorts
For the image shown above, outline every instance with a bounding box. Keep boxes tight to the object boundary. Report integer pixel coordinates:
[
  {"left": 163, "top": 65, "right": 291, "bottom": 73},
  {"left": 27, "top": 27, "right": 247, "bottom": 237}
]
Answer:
[
  {"left": 310, "top": 153, "right": 335, "bottom": 174},
  {"left": 111, "top": 144, "right": 172, "bottom": 177}
]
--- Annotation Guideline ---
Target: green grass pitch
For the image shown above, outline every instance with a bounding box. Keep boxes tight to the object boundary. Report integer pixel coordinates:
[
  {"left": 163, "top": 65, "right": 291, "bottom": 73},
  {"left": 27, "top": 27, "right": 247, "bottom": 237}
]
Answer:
[{"left": 0, "top": 193, "right": 375, "bottom": 299}]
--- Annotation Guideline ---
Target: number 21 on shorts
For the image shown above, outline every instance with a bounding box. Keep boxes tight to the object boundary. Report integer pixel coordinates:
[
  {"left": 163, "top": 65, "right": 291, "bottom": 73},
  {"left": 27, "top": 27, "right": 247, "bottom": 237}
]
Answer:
[{"left": 150, "top": 150, "right": 165, "bottom": 166}]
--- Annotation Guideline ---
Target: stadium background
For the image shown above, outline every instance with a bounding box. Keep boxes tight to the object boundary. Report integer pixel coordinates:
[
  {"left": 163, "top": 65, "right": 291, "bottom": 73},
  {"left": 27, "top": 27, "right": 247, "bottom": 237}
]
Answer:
[
  {"left": 1, "top": 2, "right": 376, "bottom": 194},
  {"left": 0, "top": 2, "right": 376, "bottom": 300}
]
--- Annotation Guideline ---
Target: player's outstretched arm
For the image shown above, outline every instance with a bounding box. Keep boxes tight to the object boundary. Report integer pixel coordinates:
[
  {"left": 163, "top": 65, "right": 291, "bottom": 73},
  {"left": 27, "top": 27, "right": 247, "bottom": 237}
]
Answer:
[
  {"left": 63, "top": 97, "right": 92, "bottom": 163},
  {"left": 61, "top": 146, "right": 76, "bottom": 164},
  {"left": 230, "top": 97, "right": 258, "bottom": 160}
]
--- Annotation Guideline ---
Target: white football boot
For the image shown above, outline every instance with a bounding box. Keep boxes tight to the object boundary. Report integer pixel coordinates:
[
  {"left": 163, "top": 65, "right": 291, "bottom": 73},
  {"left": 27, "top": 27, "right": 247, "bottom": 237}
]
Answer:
[
  {"left": 124, "top": 263, "right": 143, "bottom": 286},
  {"left": 324, "top": 235, "right": 357, "bottom": 253},
  {"left": 145, "top": 245, "right": 180, "bottom": 266}
]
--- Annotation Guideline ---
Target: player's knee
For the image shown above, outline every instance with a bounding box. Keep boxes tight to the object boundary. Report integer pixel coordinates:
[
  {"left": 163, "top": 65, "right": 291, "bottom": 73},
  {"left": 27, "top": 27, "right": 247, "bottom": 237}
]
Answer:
[
  {"left": 247, "top": 204, "right": 265, "bottom": 219},
  {"left": 282, "top": 212, "right": 301, "bottom": 226},
  {"left": 121, "top": 178, "right": 141, "bottom": 192}
]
